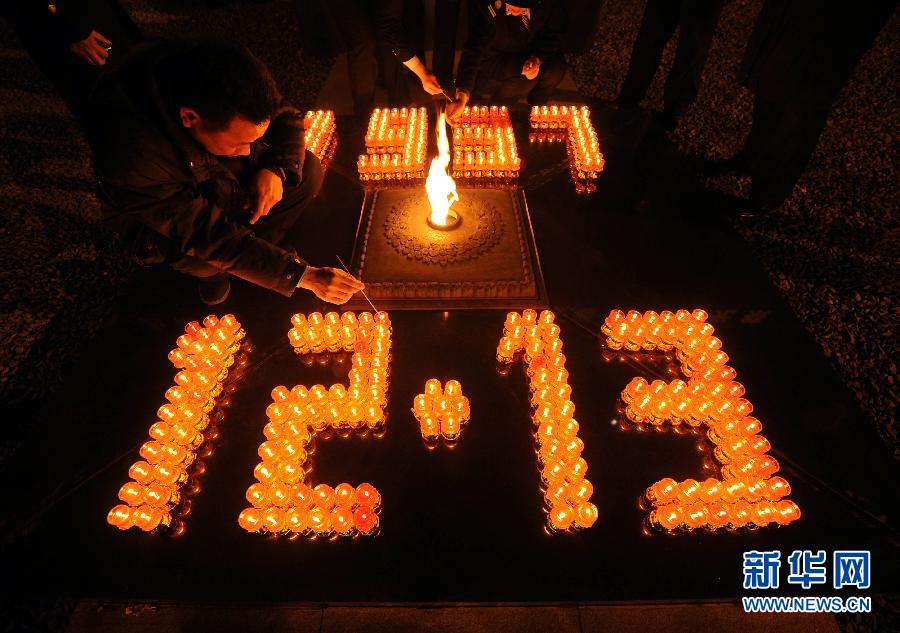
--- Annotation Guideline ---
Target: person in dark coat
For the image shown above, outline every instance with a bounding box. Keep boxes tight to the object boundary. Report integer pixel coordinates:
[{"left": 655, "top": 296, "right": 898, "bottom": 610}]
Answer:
[
  {"left": 316, "top": 0, "right": 379, "bottom": 115},
  {"left": 448, "top": 0, "right": 567, "bottom": 121},
  {"left": 86, "top": 39, "right": 364, "bottom": 305},
  {"left": 616, "top": 0, "right": 726, "bottom": 131},
  {"left": 710, "top": 0, "right": 894, "bottom": 212},
  {"left": 1, "top": 0, "right": 143, "bottom": 117},
  {"left": 376, "top": 0, "right": 450, "bottom": 102}
]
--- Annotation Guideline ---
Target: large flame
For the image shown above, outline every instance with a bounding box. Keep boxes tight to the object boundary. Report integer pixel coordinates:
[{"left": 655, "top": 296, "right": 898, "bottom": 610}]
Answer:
[{"left": 425, "top": 112, "right": 458, "bottom": 226}]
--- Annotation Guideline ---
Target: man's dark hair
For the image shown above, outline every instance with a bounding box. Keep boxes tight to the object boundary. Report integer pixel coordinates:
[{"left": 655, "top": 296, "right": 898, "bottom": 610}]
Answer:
[{"left": 167, "top": 41, "right": 281, "bottom": 131}]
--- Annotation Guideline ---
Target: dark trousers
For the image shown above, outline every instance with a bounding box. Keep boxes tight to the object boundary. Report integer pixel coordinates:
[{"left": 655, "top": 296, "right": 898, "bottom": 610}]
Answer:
[
  {"left": 327, "top": 0, "right": 378, "bottom": 114},
  {"left": 172, "top": 153, "right": 325, "bottom": 279},
  {"left": 473, "top": 53, "right": 567, "bottom": 105},
  {"left": 618, "top": 0, "right": 724, "bottom": 121},
  {"left": 740, "top": 95, "right": 830, "bottom": 210}
]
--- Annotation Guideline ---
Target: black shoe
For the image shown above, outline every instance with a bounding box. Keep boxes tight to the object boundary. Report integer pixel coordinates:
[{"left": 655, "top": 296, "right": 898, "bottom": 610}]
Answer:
[{"left": 198, "top": 273, "right": 231, "bottom": 305}]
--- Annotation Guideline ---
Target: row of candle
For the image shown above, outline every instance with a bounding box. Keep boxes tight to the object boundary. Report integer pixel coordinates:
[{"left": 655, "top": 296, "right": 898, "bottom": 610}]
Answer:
[
  {"left": 238, "top": 312, "right": 392, "bottom": 537},
  {"left": 358, "top": 153, "right": 425, "bottom": 181},
  {"left": 530, "top": 104, "right": 584, "bottom": 129},
  {"left": 497, "top": 310, "right": 598, "bottom": 532},
  {"left": 452, "top": 105, "right": 510, "bottom": 125},
  {"left": 603, "top": 309, "right": 731, "bottom": 377},
  {"left": 303, "top": 110, "right": 336, "bottom": 162},
  {"left": 239, "top": 482, "right": 381, "bottom": 536},
  {"left": 288, "top": 310, "right": 391, "bottom": 355},
  {"left": 359, "top": 107, "right": 428, "bottom": 181},
  {"left": 604, "top": 307, "right": 799, "bottom": 532},
  {"left": 650, "top": 499, "right": 801, "bottom": 531},
  {"left": 108, "top": 314, "right": 244, "bottom": 532},
  {"left": 451, "top": 145, "right": 521, "bottom": 179},
  {"left": 412, "top": 379, "right": 471, "bottom": 441},
  {"left": 646, "top": 476, "right": 791, "bottom": 506},
  {"left": 622, "top": 376, "right": 754, "bottom": 429}
]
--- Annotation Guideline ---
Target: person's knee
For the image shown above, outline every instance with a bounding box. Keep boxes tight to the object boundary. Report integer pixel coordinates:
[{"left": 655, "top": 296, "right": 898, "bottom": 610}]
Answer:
[
  {"left": 275, "top": 153, "right": 324, "bottom": 214},
  {"left": 537, "top": 55, "right": 567, "bottom": 87},
  {"left": 300, "top": 152, "right": 325, "bottom": 198}
]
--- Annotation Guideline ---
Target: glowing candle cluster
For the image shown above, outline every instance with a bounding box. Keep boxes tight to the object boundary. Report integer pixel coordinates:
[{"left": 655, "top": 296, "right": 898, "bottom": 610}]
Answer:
[
  {"left": 529, "top": 105, "right": 604, "bottom": 193},
  {"left": 238, "top": 311, "right": 392, "bottom": 537},
  {"left": 303, "top": 110, "right": 337, "bottom": 163},
  {"left": 497, "top": 310, "right": 599, "bottom": 532},
  {"left": 107, "top": 314, "right": 244, "bottom": 532},
  {"left": 450, "top": 105, "right": 520, "bottom": 182},
  {"left": 358, "top": 107, "right": 428, "bottom": 182},
  {"left": 602, "top": 309, "right": 800, "bottom": 532},
  {"left": 412, "top": 379, "right": 471, "bottom": 441}
]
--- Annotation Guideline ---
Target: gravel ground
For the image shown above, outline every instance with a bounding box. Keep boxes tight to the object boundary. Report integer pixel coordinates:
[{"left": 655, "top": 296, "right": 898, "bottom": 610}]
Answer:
[{"left": 569, "top": 0, "right": 899, "bottom": 458}]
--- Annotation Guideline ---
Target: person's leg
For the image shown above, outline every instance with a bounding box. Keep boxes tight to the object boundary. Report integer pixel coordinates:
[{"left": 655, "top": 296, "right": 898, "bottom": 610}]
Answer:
[
  {"left": 617, "top": 0, "right": 681, "bottom": 108},
  {"left": 749, "top": 100, "right": 829, "bottom": 210},
  {"left": 330, "top": 0, "right": 378, "bottom": 115},
  {"left": 741, "top": 93, "right": 782, "bottom": 166},
  {"left": 527, "top": 54, "right": 567, "bottom": 105},
  {"left": 475, "top": 53, "right": 535, "bottom": 103},
  {"left": 170, "top": 253, "right": 231, "bottom": 304},
  {"left": 170, "top": 255, "right": 222, "bottom": 278},
  {"left": 661, "top": 0, "right": 724, "bottom": 126},
  {"left": 252, "top": 152, "right": 325, "bottom": 246}
]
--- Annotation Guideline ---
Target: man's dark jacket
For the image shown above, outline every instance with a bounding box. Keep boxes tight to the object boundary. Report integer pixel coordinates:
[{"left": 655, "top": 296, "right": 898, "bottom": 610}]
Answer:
[
  {"left": 456, "top": 0, "right": 567, "bottom": 95},
  {"left": 86, "top": 39, "right": 309, "bottom": 296}
]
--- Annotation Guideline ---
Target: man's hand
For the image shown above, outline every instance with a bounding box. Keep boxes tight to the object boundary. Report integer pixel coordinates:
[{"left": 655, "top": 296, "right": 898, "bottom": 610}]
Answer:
[
  {"left": 403, "top": 55, "right": 444, "bottom": 96},
  {"left": 418, "top": 70, "right": 444, "bottom": 96},
  {"left": 298, "top": 266, "right": 365, "bottom": 305},
  {"left": 249, "top": 168, "right": 284, "bottom": 224},
  {"left": 522, "top": 56, "right": 541, "bottom": 81},
  {"left": 446, "top": 90, "right": 470, "bottom": 124},
  {"left": 69, "top": 31, "right": 111, "bottom": 66}
]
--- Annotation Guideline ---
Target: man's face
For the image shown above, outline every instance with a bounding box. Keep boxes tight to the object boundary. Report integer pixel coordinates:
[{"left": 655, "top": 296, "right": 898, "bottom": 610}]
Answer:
[{"left": 179, "top": 108, "right": 270, "bottom": 157}]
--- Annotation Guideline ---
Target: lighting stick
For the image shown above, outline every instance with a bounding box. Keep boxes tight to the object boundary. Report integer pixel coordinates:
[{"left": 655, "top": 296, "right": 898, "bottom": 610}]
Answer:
[{"left": 335, "top": 255, "right": 377, "bottom": 312}]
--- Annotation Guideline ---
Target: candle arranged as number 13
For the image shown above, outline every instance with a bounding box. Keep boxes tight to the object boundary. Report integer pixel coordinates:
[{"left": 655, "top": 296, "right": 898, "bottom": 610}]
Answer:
[{"left": 108, "top": 309, "right": 799, "bottom": 538}]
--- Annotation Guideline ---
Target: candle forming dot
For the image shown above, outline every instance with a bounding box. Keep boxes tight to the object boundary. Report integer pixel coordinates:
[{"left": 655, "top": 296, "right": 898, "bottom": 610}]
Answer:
[
  {"left": 497, "top": 310, "right": 598, "bottom": 533},
  {"left": 529, "top": 105, "right": 604, "bottom": 193},
  {"left": 358, "top": 107, "right": 428, "bottom": 183},
  {"left": 603, "top": 308, "right": 800, "bottom": 533},
  {"left": 107, "top": 314, "right": 244, "bottom": 533},
  {"left": 238, "top": 312, "right": 390, "bottom": 538},
  {"left": 412, "top": 379, "right": 471, "bottom": 442}
]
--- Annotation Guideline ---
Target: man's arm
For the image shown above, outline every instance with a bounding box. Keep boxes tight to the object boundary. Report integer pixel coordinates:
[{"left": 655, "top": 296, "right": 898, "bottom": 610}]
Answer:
[
  {"left": 375, "top": 0, "right": 443, "bottom": 95},
  {"left": 98, "top": 153, "right": 307, "bottom": 297},
  {"left": 375, "top": 0, "right": 416, "bottom": 64}
]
